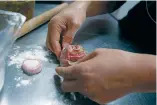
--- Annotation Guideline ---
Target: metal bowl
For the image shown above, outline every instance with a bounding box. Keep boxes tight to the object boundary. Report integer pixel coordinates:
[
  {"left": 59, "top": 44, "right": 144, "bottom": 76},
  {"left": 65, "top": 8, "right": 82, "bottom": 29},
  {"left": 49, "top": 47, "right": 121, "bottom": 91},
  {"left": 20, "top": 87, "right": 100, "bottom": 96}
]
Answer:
[{"left": 0, "top": 10, "right": 26, "bottom": 91}]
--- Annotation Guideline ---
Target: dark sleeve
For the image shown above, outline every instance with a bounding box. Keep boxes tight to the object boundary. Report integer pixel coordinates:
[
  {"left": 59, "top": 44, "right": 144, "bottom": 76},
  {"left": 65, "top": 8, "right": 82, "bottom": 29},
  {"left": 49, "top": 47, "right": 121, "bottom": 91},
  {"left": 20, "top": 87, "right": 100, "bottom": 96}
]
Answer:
[
  {"left": 119, "top": 1, "right": 156, "bottom": 54},
  {"left": 113, "top": 1, "right": 126, "bottom": 10},
  {"left": 108, "top": 1, "right": 126, "bottom": 13}
]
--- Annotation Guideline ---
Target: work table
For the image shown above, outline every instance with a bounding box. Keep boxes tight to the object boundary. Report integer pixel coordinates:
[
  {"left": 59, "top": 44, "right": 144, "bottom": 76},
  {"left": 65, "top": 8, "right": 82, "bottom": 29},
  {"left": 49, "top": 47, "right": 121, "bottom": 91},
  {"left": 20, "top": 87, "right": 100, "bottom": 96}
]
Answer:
[{"left": 0, "top": 2, "right": 156, "bottom": 105}]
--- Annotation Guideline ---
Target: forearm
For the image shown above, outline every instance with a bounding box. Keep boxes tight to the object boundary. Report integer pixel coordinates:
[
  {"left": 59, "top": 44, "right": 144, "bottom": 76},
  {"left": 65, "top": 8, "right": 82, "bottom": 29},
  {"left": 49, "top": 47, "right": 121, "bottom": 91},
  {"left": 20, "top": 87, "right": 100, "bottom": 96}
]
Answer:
[
  {"left": 86, "top": 1, "right": 116, "bottom": 17},
  {"left": 68, "top": 1, "right": 117, "bottom": 17},
  {"left": 131, "top": 54, "right": 156, "bottom": 92},
  {"left": 67, "top": 1, "right": 91, "bottom": 13}
]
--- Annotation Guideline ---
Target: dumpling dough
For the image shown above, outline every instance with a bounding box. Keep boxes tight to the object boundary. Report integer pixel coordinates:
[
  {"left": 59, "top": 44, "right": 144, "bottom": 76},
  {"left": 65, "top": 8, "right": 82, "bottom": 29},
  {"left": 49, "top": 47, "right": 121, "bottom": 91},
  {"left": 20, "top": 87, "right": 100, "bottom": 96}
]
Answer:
[
  {"left": 60, "top": 45, "right": 87, "bottom": 67},
  {"left": 21, "top": 59, "right": 42, "bottom": 75}
]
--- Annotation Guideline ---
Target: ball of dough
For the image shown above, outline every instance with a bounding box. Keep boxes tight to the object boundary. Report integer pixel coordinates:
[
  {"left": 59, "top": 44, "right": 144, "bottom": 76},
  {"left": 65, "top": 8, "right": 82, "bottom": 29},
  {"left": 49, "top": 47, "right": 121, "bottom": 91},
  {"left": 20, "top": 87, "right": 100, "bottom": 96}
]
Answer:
[{"left": 21, "top": 59, "right": 42, "bottom": 75}]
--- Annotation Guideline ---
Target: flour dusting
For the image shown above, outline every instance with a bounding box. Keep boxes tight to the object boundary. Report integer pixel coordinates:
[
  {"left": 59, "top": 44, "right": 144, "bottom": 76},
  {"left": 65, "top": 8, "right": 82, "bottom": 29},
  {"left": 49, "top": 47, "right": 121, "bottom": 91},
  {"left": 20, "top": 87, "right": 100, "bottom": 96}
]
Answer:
[
  {"left": 8, "top": 46, "right": 49, "bottom": 68},
  {"left": 14, "top": 76, "right": 35, "bottom": 87},
  {"left": 20, "top": 80, "right": 31, "bottom": 86},
  {"left": 14, "top": 77, "right": 21, "bottom": 81},
  {"left": 15, "top": 80, "right": 32, "bottom": 87}
]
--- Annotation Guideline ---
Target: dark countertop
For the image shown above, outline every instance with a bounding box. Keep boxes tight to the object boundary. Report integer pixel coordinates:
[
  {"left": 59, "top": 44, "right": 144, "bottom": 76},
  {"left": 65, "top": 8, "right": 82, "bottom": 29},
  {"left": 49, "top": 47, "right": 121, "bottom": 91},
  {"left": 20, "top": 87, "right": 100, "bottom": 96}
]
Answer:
[{"left": 0, "top": 2, "right": 156, "bottom": 105}]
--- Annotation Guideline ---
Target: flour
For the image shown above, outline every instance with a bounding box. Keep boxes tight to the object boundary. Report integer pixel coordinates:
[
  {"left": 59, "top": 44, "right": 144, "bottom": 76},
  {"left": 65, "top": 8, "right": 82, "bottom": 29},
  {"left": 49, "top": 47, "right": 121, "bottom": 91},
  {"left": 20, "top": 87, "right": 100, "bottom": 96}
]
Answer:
[
  {"left": 16, "top": 80, "right": 32, "bottom": 87},
  {"left": 8, "top": 45, "right": 51, "bottom": 88},
  {"left": 20, "top": 80, "right": 31, "bottom": 86},
  {"left": 14, "top": 77, "right": 21, "bottom": 81},
  {"left": 8, "top": 46, "right": 49, "bottom": 69},
  {"left": 14, "top": 76, "right": 35, "bottom": 88}
]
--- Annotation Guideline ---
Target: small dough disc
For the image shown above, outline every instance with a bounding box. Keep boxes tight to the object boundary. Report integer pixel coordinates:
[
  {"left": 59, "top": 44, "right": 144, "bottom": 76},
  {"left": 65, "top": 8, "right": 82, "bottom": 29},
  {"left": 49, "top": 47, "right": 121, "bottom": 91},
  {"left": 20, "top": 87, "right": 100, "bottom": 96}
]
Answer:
[{"left": 21, "top": 59, "right": 42, "bottom": 75}]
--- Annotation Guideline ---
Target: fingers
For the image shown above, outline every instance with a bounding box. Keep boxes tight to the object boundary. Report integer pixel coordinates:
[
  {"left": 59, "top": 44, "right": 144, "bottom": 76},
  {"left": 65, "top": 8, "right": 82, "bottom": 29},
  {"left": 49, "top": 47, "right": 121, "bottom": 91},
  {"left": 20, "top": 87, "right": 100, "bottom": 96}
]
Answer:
[
  {"left": 56, "top": 66, "right": 77, "bottom": 80},
  {"left": 47, "top": 19, "right": 66, "bottom": 57},
  {"left": 62, "top": 22, "right": 79, "bottom": 48},
  {"left": 46, "top": 39, "right": 53, "bottom": 53},
  {"left": 62, "top": 35, "right": 72, "bottom": 48},
  {"left": 47, "top": 15, "right": 82, "bottom": 57},
  {"left": 48, "top": 22, "right": 61, "bottom": 57},
  {"left": 56, "top": 65, "right": 82, "bottom": 92},
  {"left": 56, "top": 51, "right": 97, "bottom": 79},
  {"left": 62, "top": 79, "right": 80, "bottom": 92},
  {"left": 77, "top": 51, "right": 97, "bottom": 63}
]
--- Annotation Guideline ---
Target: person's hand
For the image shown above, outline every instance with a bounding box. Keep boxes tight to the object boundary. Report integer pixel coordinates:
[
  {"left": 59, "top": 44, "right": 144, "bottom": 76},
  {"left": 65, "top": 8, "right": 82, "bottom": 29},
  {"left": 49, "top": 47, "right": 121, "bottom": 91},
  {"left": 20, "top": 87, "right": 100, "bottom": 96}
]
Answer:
[
  {"left": 56, "top": 48, "right": 134, "bottom": 104},
  {"left": 46, "top": 2, "right": 90, "bottom": 57},
  {"left": 56, "top": 48, "right": 156, "bottom": 104}
]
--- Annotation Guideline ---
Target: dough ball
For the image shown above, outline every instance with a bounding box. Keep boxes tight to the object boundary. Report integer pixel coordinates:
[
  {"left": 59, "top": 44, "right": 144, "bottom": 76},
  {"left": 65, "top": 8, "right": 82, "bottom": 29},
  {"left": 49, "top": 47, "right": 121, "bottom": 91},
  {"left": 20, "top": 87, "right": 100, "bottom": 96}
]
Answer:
[{"left": 21, "top": 59, "right": 42, "bottom": 75}]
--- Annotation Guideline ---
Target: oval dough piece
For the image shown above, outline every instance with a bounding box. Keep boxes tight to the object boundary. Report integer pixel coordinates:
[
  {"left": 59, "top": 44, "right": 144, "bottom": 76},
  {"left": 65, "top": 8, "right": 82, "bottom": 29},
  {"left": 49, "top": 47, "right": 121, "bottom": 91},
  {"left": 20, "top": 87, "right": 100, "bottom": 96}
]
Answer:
[{"left": 21, "top": 59, "right": 42, "bottom": 75}]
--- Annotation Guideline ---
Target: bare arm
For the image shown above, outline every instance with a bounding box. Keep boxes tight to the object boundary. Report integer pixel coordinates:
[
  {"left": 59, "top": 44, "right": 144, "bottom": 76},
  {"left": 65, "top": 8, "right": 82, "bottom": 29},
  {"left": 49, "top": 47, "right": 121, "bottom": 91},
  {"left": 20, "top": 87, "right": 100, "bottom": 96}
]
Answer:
[
  {"left": 67, "top": 1, "right": 119, "bottom": 17},
  {"left": 130, "top": 54, "right": 156, "bottom": 92},
  {"left": 86, "top": 1, "right": 117, "bottom": 17}
]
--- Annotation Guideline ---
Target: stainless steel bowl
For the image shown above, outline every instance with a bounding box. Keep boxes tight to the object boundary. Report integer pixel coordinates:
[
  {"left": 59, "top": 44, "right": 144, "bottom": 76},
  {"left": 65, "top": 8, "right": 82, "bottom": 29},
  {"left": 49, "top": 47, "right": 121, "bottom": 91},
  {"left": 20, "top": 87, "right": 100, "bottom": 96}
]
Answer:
[{"left": 0, "top": 10, "right": 26, "bottom": 91}]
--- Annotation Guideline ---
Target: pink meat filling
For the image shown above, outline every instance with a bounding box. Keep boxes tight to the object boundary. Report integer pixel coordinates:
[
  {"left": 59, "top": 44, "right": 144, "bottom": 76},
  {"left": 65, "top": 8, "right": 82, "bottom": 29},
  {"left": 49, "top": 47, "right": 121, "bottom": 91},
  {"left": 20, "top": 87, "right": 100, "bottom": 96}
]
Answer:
[{"left": 60, "top": 45, "right": 87, "bottom": 66}]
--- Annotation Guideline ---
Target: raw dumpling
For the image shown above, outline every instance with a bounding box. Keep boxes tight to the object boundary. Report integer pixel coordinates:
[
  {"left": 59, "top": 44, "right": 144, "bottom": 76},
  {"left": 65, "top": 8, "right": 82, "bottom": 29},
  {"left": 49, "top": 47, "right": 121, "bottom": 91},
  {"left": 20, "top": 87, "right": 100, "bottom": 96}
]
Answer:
[{"left": 60, "top": 45, "right": 87, "bottom": 67}]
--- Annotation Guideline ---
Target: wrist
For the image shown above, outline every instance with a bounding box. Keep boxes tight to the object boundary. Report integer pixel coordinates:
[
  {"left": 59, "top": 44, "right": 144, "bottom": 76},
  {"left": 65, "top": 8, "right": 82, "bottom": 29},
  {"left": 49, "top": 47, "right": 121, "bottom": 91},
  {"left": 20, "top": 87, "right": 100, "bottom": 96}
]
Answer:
[
  {"left": 70, "top": 1, "right": 91, "bottom": 11},
  {"left": 128, "top": 53, "right": 156, "bottom": 92}
]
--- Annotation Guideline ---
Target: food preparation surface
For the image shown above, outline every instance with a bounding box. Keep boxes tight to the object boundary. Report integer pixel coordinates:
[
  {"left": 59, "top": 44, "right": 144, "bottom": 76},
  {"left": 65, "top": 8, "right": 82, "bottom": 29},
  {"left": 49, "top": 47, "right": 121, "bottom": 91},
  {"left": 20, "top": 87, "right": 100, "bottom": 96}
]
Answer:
[{"left": 0, "top": 2, "right": 156, "bottom": 105}]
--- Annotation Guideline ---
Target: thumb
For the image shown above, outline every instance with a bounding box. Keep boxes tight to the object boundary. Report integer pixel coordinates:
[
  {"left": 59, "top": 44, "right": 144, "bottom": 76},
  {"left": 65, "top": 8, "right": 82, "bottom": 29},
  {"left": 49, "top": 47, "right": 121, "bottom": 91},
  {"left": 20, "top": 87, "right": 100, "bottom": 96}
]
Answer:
[{"left": 56, "top": 65, "right": 80, "bottom": 79}]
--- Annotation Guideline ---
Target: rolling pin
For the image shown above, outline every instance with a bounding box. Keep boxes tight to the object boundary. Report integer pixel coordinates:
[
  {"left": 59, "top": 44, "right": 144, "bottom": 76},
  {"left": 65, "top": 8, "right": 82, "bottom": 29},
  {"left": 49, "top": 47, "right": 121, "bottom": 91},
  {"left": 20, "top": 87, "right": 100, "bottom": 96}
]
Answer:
[{"left": 17, "top": 3, "right": 68, "bottom": 39}]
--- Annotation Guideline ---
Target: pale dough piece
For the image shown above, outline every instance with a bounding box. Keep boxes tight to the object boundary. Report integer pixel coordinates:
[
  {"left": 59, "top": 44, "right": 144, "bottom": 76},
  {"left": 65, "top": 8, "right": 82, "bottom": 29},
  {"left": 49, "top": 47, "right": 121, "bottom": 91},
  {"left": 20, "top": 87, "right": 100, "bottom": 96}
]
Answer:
[{"left": 21, "top": 59, "right": 42, "bottom": 75}]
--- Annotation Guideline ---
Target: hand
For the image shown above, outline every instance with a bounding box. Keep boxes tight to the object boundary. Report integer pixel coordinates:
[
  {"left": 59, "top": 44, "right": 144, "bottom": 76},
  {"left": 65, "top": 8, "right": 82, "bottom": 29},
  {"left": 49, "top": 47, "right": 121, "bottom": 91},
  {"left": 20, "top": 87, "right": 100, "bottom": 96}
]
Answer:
[
  {"left": 56, "top": 48, "right": 156, "bottom": 104},
  {"left": 46, "top": 2, "right": 90, "bottom": 57}
]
